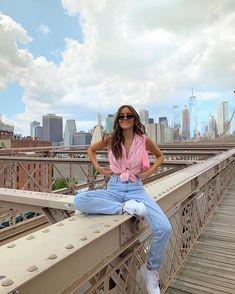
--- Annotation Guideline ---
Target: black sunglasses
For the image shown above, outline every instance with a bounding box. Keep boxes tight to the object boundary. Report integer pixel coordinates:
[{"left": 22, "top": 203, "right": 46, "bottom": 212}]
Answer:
[{"left": 118, "top": 114, "right": 135, "bottom": 120}]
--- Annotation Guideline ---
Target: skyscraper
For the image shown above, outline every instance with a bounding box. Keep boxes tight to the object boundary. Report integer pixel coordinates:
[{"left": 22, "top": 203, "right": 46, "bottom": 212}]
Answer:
[
  {"left": 172, "top": 105, "right": 181, "bottom": 128},
  {"left": 159, "top": 117, "right": 168, "bottom": 142},
  {"left": 145, "top": 123, "right": 158, "bottom": 143},
  {"left": 208, "top": 115, "right": 218, "bottom": 138},
  {"left": 42, "top": 114, "right": 63, "bottom": 144},
  {"left": 139, "top": 109, "right": 149, "bottom": 124},
  {"left": 91, "top": 113, "right": 103, "bottom": 144},
  {"left": 105, "top": 114, "right": 115, "bottom": 133},
  {"left": 64, "top": 119, "right": 77, "bottom": 146},
  {"left": 74, "top": 131, "right": 92, "bottom": 146},
  {"left": 35, "top": 125, "right": 43, "bottom": 140},
  {"left": 97, "top": 113, "right": 102, "bottom": 126},
  {"left": 159, "top": 117, "right": 168, "bottom": 126},
  {"left": 188, "top": 90, "right": 198, "bottom": 138},
  {"left": 200, "top": 121, "right": 208, "bottom": 136},
  {"left": 182, "top": 106, "right": 190, "bottom": 140},
  {"left": 30, "top": 121, "right": 40, "bottom": 139},
  {"left": 217, "top": 101, "right": 229, "bottom": 137}
]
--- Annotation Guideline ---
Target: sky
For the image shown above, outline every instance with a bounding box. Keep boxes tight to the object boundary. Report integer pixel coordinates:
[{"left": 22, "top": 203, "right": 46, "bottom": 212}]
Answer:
[{"left": 0, "top": 0, "right": 235, "bottom": 136}]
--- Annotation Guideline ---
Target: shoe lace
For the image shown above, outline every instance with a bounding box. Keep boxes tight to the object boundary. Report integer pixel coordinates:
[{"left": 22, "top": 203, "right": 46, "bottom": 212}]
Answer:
[
  {"left": 155, "top": 271, "right": 160, "bottom": 287},
  {"left": 148, "top": 270, "right": 159, "bottom": 287}
]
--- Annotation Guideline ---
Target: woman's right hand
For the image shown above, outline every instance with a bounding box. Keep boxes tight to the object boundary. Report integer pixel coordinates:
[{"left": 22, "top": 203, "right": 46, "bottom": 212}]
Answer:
[{"left": 95, "top": 166, "right": 112, "bottom": 176}]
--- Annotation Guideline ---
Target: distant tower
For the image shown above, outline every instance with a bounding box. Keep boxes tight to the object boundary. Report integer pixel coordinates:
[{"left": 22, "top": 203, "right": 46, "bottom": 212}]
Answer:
[
  {"left": 74, "top": 131, "right": 92, "bottom": 146},
  {"left": 91, "top": 113, "right": 103, "bottom": 144},
  {"left": 42, "top": 114, "right": 63, "bottom": 144},
  {"left": 91, "top": 126, "right": 103, "bottom": 144},
  {"left": 139, "top": 109, "right": 149, "bottom": 124},
  {"left": 217, "top": 101, "right": 229, "bottom": 136},
  {"left": 172, "top": 105, "right": 181, "bottom": 128},
  {"left": 105, "top": 114, "right": 115, "bottom": 133},
  {"left": 182, "top": 106, "right": 190, "bottom": 140},
  {"left": 200, "top": 121, "right": 208, "bottom": 136},
  {"left": 35, "top": 125, "right": 43, "bottom": 140},
  {"left": 145, "top": 123, "right": 158, "bottom": 143},
  {"left": 159, "top": 117, "right": 168, "bottom": 126},
  {"left": 98, "top": 113, "right": 102, "bottom": 126},
  {"left": 30, "top": 121, "right": 40, "bottom": 139},
  {"left": 158, "top": 117, "right": 168, "bottom": 142},
  {"left": 188, "top": 89, "right": 198, "bottom": 138},
  {"left": 208, "top": 114, "right": 218, "bottom": 138},
  {"left": 64, "top": 119, "right": 77, "bottom": 146}
]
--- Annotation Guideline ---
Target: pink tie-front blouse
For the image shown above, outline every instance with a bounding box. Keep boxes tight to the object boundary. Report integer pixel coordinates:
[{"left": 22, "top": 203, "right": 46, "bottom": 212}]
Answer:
[{"left": 108, "top": 134, "right": 150, "bottom": 182}]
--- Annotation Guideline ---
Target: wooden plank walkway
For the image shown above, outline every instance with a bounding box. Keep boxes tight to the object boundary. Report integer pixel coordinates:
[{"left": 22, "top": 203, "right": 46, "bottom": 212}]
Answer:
[{"left": 166, "top": 181, "right": 235, "bottom": 294}]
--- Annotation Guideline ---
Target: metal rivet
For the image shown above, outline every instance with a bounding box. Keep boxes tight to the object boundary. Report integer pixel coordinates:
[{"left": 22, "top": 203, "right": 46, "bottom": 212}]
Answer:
[
  {"left": 42, "top": 229, "right": 49, "bottom": 233},
  {"left": 93, "top": 229, "right": 100, "bottom": 233},
  {"left": 104, "top": 224, "right": 111, "bottom": 227},
  {"left": 26, "top": 235, "right": 35, "bottom": 240},
  {"left": 48, "top": 253, "right": 57, "bottom": 260},
  {"left": 113, "top": 218, "right": 119, "bottom": 222},
  {"left": 27, "top": 265, "right": 38, "bottom": 272},
  {"left": 56, "top": 223, "right": 64, "bottom": 226},
  {"left": 65, "top": 244, "right": 74, "bottom": 249},
  {"left": 7, "top": 243, "right": 15, "bottom": 248},
  {"left": 1, "top": 278, "right": 14, "bottom": 286},
  {"left": 80, "top": 235, "right": 87, "bottom": 241}
]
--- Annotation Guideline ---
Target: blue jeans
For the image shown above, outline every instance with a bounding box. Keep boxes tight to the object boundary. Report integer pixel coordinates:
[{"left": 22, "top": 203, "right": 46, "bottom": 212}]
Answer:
[{"left": 74, "top": 176, "right": 172, "bottom": 270}]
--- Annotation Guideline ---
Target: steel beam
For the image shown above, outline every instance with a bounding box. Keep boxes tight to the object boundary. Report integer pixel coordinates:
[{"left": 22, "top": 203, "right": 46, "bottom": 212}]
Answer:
[{"left": 0, "top": 148, "right": 234, "bottom": 294}]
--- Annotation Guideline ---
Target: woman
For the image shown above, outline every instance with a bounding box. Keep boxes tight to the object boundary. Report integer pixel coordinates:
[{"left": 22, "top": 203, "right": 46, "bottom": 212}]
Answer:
[{"left": 74, "top": 105, "right": 171, "bottom": 294}]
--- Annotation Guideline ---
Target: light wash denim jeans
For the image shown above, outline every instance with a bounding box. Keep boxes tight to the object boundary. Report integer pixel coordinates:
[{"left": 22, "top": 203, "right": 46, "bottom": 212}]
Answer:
[{"left": 74, "top": 176, "right": 172, "bottom": 270}]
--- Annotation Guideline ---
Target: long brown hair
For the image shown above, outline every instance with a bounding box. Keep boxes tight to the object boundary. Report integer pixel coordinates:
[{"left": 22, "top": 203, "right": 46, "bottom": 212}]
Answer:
[{"left": 110, "top": 105, "right": 146, "bottom": 159}]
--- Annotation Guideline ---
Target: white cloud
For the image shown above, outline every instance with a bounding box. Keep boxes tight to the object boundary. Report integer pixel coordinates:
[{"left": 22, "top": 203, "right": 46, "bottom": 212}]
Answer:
[
  {"left": 1, "top": 0, "right": 235, "bottom": 135},
  {"left": 60, "top": 0, "right": 235, "bottom": 100},
  {"left": 0, "top": 13, "right": 32, "bottom": 89},
  {"left": 38, "top": 23, "right": 52, "bottom": 35}
]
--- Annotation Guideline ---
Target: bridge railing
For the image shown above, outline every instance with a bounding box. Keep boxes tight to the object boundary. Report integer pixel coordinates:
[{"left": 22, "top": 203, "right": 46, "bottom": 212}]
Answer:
[
  {"left": 158, "top": 153, "right": 235, "bottom": 291},
  {"left": 0, "top": 153, "right": 190, "bottom": 230},
  {"left": 0, "top": 153, "right": 190, "bottom": 192},
  {"left": 0, "top": 148, "right": 234, "bottom": 293}
]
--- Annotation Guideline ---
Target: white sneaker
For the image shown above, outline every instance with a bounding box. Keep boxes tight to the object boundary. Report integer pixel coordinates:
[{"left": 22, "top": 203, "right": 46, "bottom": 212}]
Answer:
[
  {"left": 140, "top": 263, "right": 160, "bottom": 294},
  {"left": 123, "top": 199, "right": 147, "bottom": 217}
]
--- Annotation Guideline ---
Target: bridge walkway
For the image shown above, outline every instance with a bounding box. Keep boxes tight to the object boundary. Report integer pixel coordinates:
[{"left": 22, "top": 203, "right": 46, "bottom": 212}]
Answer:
[{"left": 166, "top": 180, "right": 235, "bottom": 294}]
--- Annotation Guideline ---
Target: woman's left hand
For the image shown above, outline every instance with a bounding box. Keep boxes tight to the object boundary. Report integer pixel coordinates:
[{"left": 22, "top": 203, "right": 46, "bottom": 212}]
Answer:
[{"left": 139, "top": 168, "right": 154, "bottom": 179}]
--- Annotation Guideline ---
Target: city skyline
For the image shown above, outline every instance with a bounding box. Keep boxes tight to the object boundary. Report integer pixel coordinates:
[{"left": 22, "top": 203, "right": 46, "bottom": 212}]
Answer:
[
  {"left": 20, "top": 98, "right": 235, "bottom": 135},
  {"left": 27, "top": 99, "right": 235, "bottom": 140},
  {"left": 0, "top": 1, "right": 235, "bottom": 136}
]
